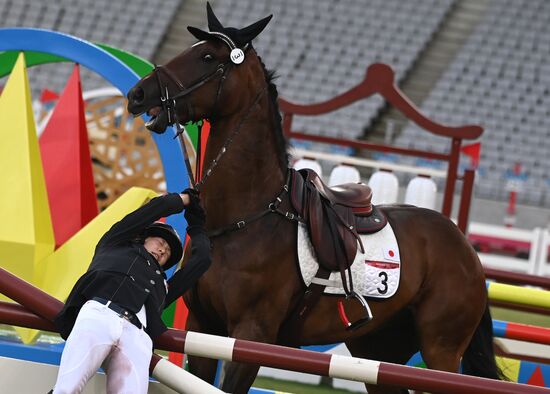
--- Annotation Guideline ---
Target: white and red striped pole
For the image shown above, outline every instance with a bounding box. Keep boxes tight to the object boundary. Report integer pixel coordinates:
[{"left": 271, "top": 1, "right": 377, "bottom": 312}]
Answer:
[
  {"left": 2, "top": 267, "right": 550, "bottom": 394},
  {"left": 155, "top": 330, "right": 550, "bottom": 394},
  {"left": 2, "top": 301, "right": 550, "bottom": 394},
  {"left": 150, "top": 354, "right": 224, "bottom": 394}
]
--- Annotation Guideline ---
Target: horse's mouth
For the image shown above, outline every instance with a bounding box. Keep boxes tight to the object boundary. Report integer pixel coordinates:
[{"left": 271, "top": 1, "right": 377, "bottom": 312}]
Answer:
[{"left": 145, "top": 106, "right": 170, "bottom": 133}]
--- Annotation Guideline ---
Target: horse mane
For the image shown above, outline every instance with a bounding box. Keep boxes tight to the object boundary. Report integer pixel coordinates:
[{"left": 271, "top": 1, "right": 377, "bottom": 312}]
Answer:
[{"left": 256, "top": 54, "right": 289, "bottom": 172}]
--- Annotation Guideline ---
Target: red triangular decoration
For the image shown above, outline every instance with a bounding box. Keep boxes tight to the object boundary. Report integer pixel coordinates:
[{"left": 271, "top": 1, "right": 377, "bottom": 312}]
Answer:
[
  {"left": 461, "top": 142, "right": 481, "bottom": 169},
  {"left": 199, "top": 121, "right": 211, "bottom": 179},
  {"left": 527, "top": 366, "right": 546, "bottom": 387},
  {"left": 39, "top": 65, "right": 98, "bottom": 248},
  {"left": 40, "top": 88, "right": 59, "bottom": 104}
]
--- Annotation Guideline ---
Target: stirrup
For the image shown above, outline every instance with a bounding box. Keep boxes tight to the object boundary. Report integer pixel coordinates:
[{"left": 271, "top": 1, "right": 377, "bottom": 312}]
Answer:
[{"left": 337, "top": 291, "right": 373, "bottom": 331}]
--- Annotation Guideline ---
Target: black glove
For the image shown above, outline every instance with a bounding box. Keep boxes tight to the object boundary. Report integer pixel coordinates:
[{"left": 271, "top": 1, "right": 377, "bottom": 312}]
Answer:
[
  {"left": 182, "top": 188, "right": 200, "bottom": 206},
  {"left": 183, "top": 189, "right": 206, "bottom": 229}
]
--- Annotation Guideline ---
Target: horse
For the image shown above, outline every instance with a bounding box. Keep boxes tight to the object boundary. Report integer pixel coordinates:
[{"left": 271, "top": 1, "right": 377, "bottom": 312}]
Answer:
[{"left": 127, "top": 4, "right": 501, "bottom": 393}]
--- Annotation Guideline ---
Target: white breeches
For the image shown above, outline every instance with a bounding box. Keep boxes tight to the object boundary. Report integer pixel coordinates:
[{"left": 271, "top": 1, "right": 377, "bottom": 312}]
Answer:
[{"left": 53, "top": 300, "right": 152, "bottom": 394}]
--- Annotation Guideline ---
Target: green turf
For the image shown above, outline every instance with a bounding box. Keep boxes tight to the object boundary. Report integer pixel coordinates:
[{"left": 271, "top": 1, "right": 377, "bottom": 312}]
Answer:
[
  {"left": 490, "top": 306, "right": 550, "bottom": 328},
  {"left": 253, "top": 377, "right": 357, "bottom": 393}
]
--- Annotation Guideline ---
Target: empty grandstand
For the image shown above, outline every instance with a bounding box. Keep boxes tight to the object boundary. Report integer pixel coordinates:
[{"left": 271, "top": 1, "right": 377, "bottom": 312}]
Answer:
[
  {"left": 397, "top": 0, "right": 550, "bottom": 207},
  {"left": 1, "top": 0, "right": 550, "bottom": 227},
  {"left": 0, "top": 0, "right": 180, "bottom": 96}
]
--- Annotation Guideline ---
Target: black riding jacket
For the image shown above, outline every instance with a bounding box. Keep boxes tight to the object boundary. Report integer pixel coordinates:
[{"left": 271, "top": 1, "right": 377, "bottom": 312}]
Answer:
[{"left": 54, "top": 193, "right": 211, "bottom": 340}]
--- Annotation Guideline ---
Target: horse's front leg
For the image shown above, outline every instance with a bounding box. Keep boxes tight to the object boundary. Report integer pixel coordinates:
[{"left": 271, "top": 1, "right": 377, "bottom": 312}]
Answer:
[
  {"left": 185, "top": 308, "right": 221, "bottom": 385},
  {"left": 220, "top": 311, "right": 281, "bottom": 394}
]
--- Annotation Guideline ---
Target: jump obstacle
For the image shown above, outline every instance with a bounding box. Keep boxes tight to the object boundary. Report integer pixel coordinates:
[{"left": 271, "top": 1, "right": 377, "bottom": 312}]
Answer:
[
  {"left": 487, "top": 281, "right": 550, "bottom": 310},
  {"left": 1, "top": 267, "right": 549, "bottom": 394},
  {"left": 1, "top": 28, "right": 550, "bottom": 392},
  {"left": 488, "top": 280, "right": 550, "bottom": 316}
]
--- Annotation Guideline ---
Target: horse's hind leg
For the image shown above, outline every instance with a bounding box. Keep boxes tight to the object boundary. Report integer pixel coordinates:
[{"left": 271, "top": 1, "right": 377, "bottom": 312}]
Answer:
[
  {"left": 414, "top": 282, "right": 486, "bottom": 374},
  {"left": 346, "top": 308, "right": 418, "bottom": 394}
]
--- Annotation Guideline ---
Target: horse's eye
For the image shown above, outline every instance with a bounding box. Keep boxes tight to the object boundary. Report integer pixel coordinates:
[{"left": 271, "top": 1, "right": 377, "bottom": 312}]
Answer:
[{"left": 203, "top": 54, "right": 214, "bottom": 62}]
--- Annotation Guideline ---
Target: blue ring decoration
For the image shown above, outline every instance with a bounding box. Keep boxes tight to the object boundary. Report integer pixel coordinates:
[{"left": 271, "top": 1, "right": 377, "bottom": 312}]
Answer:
[{"left": 0, "top": 28, "right": 188, "bottom": 263}]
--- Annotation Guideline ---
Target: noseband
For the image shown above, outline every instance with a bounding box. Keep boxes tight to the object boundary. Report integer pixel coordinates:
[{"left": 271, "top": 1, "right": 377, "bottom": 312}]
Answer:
[{"left": 153, "top": 61, "right": 230, "bottom": 125}]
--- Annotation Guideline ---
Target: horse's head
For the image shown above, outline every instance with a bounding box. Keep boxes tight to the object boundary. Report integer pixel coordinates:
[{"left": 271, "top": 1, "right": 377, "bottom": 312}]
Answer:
[{"left": 127, "top": 2, "right": 272, "bottom": 133}]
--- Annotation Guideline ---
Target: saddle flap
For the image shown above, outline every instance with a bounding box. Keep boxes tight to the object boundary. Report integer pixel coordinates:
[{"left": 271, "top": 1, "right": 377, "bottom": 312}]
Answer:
[
  {"left": 289, "top": 169, "right": 360, "bottom": 275},
  {"left": 289, "top": 168, "right": 307, "bottom": 217},
  {"left": 307, "top": 193, "right": 358, "bottom": 272}
]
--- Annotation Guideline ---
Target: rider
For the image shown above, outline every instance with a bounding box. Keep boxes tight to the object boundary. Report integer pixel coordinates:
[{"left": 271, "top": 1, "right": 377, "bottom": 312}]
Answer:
[{"left": 52, "top": 189, "right": 211, "bottom": 394}]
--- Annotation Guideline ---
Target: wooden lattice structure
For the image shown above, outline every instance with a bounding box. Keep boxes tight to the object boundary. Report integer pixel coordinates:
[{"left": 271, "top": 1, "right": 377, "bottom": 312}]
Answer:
[{"left": 85, "top": 96, "right": 165, "bottom": 210}]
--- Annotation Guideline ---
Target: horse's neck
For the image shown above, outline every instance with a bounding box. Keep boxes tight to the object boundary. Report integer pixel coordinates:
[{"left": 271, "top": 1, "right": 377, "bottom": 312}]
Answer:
[{"left": 202, "top": 111, "right": 287, "bottom": 220}]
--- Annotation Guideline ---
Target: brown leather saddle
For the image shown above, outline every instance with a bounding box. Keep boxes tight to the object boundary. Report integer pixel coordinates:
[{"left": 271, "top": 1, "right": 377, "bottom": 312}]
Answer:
[
  {"left": 290, "top": 168, "right": 387, "bottom": 274},
  {"left": 288, "top": 168, "right": 388, "bottom": 330}
]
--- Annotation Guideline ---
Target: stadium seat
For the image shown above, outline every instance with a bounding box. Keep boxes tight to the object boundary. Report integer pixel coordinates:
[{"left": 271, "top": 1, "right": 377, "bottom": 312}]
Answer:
[
  {"left": 404, "top": 175, "right": 437, "bottom": 210},
  {"left": 293, "top": 158, "right": 323, "bottom": 178},
  {"left": 368, "top": 170, "right": 399, "bottom": 205},
  {"left": 328, "top": 164, "right": 361, "bottom": 186}
]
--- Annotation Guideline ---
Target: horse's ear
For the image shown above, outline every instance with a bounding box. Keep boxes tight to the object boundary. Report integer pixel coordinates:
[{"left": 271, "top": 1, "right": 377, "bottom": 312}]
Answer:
[
  {"left": 206, "top": 2, "right": 224, "bottom": 31},
  {"left": 238, "top": 15, "right": 273, "bottom": 45}
]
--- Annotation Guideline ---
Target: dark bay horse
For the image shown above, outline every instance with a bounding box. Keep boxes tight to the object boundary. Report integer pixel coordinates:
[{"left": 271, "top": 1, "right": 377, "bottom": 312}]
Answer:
[{"left": 127, "top": 4, "right": 501, "bottom": 393}]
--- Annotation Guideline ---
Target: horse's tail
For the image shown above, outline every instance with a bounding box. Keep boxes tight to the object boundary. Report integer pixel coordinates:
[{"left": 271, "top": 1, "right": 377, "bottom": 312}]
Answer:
[{"left": 462, "top": 302, "right": 506, "bottom": 380}]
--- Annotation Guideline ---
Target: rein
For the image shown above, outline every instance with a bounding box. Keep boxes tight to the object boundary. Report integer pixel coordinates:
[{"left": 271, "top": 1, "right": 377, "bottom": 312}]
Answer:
[
  {"left": 196, "top": 85, "right": 291, "bottom": 238},
  {"left": 196, "top": 86, "right": 267, "bottom": 191}
]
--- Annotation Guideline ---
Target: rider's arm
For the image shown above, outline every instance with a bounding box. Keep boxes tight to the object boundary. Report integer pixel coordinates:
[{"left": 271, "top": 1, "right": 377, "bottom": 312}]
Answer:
[
  {"left": 97, "top": 193, "right": 185, "bottom": 247},
  {"left": 165, "top": 193, "right": 211, "bottom": 307}
]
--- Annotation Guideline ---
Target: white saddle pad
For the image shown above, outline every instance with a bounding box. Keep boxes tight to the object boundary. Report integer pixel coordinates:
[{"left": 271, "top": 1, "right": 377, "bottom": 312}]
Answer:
[{"left": 297, "top": 222, "right": 401, "bottom": 298}]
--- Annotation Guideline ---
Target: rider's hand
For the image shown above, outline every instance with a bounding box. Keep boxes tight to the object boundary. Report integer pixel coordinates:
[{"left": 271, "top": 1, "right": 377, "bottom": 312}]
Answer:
[
  {"left": 182, "top": 189, "right": 205, "bottom": 229},
  {"left": 180, "top": 193, "right": 190, "bottom": 206},
  {"left": 181, "top": 188, "right": 200, "bottom": 207}
]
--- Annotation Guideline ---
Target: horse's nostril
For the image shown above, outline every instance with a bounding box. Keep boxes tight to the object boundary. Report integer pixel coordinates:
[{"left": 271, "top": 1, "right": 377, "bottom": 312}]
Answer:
[{"left": 131, "top": 87, "right": 145, "bottom": 105}]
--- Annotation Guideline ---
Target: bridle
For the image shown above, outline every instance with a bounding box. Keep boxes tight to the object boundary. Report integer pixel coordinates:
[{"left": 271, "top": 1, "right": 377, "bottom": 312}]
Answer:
[
  {"left": 151, "top": 34, "right": 257, "bottom": 191},
  {"left": 152, "top": 31, "right": 250, "bottom": 132},
  {"left": 151, "top": 36, "right": 296, "bottom": 237},
  {"left": 153, "top": 61, "right": 231, "bottom": 128},
  {"left": 152, "top": 56, "right": 233, "bottom": 189}
]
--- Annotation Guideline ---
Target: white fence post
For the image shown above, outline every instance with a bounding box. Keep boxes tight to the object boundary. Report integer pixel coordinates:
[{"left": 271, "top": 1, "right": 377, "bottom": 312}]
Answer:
[{"left": 535, "top": 229, "right": 550, "bottom": 277}]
